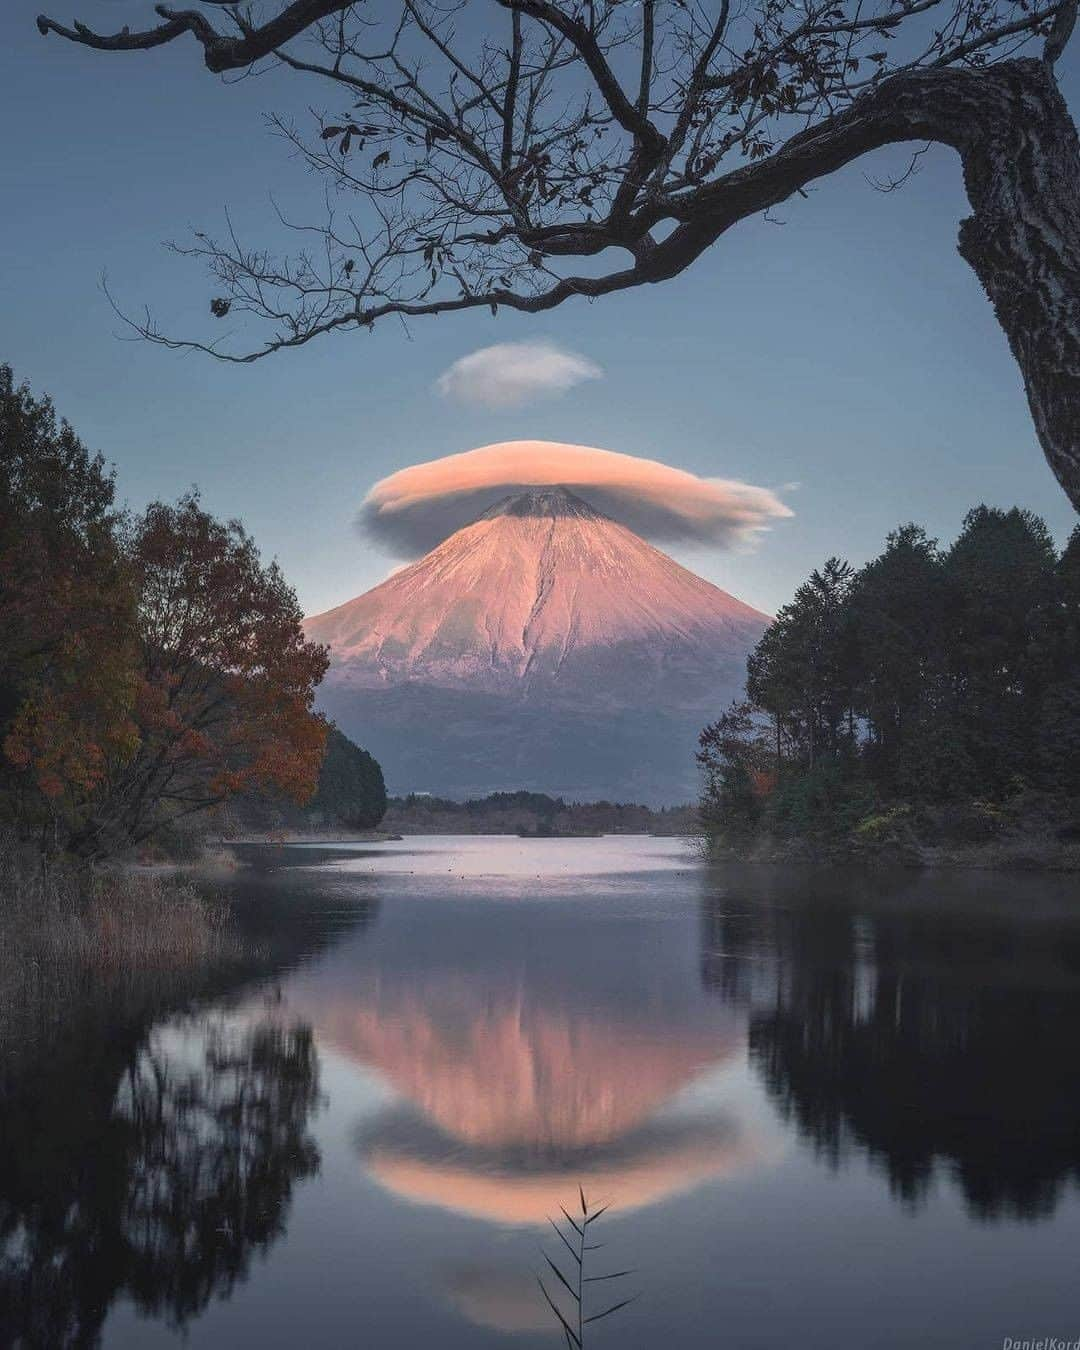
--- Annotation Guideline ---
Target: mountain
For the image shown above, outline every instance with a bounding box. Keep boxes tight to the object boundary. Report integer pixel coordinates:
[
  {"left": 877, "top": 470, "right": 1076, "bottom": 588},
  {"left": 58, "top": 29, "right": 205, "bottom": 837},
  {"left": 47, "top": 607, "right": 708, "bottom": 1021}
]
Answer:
[{"left": 304, "top": 486, "right": 769, "bottom": 802}]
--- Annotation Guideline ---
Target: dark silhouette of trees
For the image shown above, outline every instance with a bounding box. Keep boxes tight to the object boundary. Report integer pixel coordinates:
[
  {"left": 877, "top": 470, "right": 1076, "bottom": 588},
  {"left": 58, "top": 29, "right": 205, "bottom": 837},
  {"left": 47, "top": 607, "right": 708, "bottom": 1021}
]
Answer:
[
  {"left": 232, "top": 724, "right": 388, "bottom": 831},
  {"left": 0, "top": 1014, "right": 322, "bottom": 1348},
  {"left": 310, "top": 725, "right": 387, "bottom": 829},
  {"left": 1038, "top": 526, "right": 1080, "bottom": 795},
  {"left": 701, "top": 883, "right": 1080, "bottom": 1220},
  {"left": 35, "top": 0, "right": 1080, "bottom": 507},
  {"left": 746, "top": 557, "right": 858, "bottom": 772},
  {"left": 697, "top": 702, "right": 772, "bottom": 842},
  {"left": 844, "top": 523, "right": 953, "bottom": 796},
  {"left": 700, "top": 505, "right": 1080, "bottom": 844},
  {"left": 0, "top": 844, "right": 379, "bottom": 1347}
]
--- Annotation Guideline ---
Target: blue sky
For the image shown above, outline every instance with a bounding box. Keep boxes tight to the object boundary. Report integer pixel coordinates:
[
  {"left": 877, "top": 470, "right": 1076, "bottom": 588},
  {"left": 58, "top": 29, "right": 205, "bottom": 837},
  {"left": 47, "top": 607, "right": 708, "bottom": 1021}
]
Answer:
[{"left": 2, "top": 0, "right": 1078, "bottom": 618}]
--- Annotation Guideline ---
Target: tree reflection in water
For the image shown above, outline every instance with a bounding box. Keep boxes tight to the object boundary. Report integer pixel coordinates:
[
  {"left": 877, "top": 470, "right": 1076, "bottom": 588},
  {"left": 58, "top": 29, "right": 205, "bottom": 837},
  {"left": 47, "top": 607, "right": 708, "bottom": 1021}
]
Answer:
[
  {"left": 700, "top": 877, "right": 1080, "bottom": 1221},
  {"left": 0, "top": 1015, "right": 321, "bottom": 1348}
]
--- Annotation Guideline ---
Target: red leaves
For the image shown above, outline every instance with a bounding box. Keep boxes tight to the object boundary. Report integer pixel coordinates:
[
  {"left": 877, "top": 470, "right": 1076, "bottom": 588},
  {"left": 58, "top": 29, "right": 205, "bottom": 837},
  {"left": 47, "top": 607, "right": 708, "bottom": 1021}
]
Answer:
[
  {"left": 120, "top": 494, "right": 329, "bottom": 826},
  {"left": 2, "top": 394, "right": 329, "bottom": 854}
]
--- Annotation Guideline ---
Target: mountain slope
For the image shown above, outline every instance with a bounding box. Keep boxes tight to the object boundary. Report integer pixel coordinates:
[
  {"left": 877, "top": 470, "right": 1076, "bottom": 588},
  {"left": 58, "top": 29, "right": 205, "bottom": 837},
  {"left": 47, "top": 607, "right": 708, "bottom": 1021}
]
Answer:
[{"left": 305, "top": 487, "right": 770, "bottom": 801}]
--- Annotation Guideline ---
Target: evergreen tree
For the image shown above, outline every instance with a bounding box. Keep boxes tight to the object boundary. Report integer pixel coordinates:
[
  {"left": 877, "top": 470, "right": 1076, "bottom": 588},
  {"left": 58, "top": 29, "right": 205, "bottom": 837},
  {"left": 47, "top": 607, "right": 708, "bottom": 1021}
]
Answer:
[
  {"left": 847, "top": 524, "right": 958, "bottom": 799},
  {"left": 944, "top": 507, "right": 1058, "bottom": 795},
  {"left": 310, "top": 726, "right": 387, "bottom": 829},
  {"left": 746, "top": 558, "right": 856, "bottom": 772},
  {"left": 702, "top": 506, "right": 1080, "bottom": 851}
]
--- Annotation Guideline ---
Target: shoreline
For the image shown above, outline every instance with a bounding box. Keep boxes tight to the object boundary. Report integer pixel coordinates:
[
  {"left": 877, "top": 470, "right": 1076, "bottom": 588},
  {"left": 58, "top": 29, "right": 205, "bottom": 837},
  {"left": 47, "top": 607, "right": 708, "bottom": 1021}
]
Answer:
[
  {"left": 703, "top": 837, "right": 1080, "bottom": 873},
  {"left": 221, "top": 829, "right": 404, "bottom": 845}
]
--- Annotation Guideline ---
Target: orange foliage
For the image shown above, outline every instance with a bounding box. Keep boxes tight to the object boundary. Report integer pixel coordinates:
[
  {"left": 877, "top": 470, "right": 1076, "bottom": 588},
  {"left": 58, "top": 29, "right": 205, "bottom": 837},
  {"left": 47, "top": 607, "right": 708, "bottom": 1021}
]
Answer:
[
  {"left": 3, "top": 368, "right": 328, "bottom": 857},
  {"left": 749, "top": 768, "right": 778, "bottom": 799},
  {"left": 60, "top": 494, "right": 331, "bottom": 855}
]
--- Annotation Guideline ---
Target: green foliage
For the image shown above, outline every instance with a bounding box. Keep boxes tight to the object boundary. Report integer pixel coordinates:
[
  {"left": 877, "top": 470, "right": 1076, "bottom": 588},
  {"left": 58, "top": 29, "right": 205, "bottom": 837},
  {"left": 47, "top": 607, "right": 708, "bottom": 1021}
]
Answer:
[
  {"left": 853, "top": 804, "right": 913, "bottom": 841},
  {"left": 769, "top": 762, "right": 876, "bottom": 840},
  {"left": 697, "top": 701, "right": 770, "bottom": 843},
  {"left": 309, "top": 725, "right": 387, "bottom": 829},
  {"left": 701, "top": 504, "right": 1080, "bottom": 853}
]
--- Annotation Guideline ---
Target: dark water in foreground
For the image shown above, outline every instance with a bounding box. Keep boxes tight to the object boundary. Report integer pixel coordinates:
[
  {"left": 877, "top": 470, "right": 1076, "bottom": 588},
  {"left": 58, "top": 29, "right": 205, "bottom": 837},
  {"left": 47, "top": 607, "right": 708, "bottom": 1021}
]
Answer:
[{"left": 3, "top": 837, "right": 1080, "bottom": 1349}]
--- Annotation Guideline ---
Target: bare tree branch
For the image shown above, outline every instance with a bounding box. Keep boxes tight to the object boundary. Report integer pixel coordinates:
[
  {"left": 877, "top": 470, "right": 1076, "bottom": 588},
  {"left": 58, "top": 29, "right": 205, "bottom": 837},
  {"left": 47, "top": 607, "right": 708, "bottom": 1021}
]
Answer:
[{"left": 35, "top": 0, "right": 1080, "bottom": 506}]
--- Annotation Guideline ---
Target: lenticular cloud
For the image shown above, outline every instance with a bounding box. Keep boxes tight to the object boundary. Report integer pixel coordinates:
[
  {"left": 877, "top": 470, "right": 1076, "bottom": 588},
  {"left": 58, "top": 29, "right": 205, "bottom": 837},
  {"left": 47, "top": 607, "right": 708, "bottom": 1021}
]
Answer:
[{"left": 359, "top": 440, "right": 793, "bottom": 556}]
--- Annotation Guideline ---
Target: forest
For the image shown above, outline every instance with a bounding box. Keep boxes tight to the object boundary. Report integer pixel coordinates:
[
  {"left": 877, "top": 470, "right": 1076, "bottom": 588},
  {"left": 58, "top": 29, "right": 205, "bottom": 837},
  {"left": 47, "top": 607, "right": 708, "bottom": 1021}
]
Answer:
[
  {"left": 699, "top": 507, "right": 1080, "bottom": 863},
  {"left": 382, "top": 791, "right": 696, "bottom": 835}
]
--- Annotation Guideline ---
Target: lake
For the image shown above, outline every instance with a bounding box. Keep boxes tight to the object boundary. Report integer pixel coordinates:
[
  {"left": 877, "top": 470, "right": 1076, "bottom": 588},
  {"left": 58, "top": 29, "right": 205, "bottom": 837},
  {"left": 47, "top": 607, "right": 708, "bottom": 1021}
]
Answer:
[{"left": 4, "top": 836, "right": 1080, "bottom": 1349}]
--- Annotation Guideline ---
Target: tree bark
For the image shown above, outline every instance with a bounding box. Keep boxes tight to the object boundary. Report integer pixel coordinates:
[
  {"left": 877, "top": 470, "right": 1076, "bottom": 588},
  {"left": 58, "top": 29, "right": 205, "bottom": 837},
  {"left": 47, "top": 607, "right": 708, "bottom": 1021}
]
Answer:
[
  {"left": 953, "top": 61, "right": 1080, "bottom": 510},
  {"left": 716, "top": 58, "right": 1080, "bottom": 510}
]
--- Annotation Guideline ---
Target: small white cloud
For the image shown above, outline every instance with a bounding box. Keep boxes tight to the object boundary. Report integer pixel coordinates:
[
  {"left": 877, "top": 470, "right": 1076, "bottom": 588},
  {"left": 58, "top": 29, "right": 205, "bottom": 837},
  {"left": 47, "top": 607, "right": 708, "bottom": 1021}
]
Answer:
[{"left": 435, "top": 340, "right": 602, "bottom": 409}]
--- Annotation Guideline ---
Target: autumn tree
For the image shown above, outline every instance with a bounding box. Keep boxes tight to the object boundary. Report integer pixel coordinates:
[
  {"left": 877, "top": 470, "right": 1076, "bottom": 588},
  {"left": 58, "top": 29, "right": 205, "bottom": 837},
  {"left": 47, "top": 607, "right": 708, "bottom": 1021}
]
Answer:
[
  {"left": 1, "top": 368, "right": 331, "bottom": 859},
  {"left": 229, "top": 723, "right": 387, "bottom": 831},
  {"left": 0, "top": 364, "right": 139, "bottom": 848},
  {"left": 65, "top": 494, "right": 330, "bottom": 858},
  {"left": 37, "top": 0, "right": 1080, "bottom": 508}
]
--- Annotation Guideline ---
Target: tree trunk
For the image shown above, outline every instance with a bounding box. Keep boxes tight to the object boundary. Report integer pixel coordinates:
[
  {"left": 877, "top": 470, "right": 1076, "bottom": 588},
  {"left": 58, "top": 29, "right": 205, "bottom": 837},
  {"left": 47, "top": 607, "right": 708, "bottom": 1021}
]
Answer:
[
  {"left": 954, "top": 60, "right": 1080, "bottom": 511},
  {"left": 699, "top": 57, "right": 1080, "bottom": 512}
]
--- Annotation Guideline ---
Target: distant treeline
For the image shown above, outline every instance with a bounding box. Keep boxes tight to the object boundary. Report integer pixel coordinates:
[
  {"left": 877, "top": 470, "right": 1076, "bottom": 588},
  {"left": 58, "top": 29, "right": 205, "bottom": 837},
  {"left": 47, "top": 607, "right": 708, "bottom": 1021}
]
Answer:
[
  {"left": 700, "top": 506, "right": 1080, "bottom": 862},
  {"left": 223, "top": 726, "right": 387, "bottom": 836},
  {"left": 383, "top": 790, "right": 697, "bottom": 835},
  {"left": 0, "top": 364, "right": 383, "bottom": 861}
]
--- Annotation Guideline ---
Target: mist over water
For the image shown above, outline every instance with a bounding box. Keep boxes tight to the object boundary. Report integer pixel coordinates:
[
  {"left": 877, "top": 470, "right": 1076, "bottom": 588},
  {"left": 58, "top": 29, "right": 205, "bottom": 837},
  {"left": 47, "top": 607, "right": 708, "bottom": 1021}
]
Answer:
[{"left": 4, "top": 838, "right": 1080, "bottom": 1349}]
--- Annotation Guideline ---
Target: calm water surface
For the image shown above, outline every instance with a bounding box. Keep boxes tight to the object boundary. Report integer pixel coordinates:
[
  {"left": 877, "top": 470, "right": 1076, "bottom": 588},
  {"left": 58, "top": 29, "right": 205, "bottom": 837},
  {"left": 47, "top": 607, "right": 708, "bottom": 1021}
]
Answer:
[{"left": 4, "top": 836, "right": 1080, "bottom": 1348}]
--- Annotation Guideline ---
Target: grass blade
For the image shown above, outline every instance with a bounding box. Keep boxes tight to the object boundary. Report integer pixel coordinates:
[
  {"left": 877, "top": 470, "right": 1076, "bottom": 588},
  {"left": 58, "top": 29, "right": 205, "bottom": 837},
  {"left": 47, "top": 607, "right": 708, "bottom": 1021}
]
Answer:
[
  {"left": 584, "top": 1269, "right": 634, "bottom": 1282},
  {"left": 544, "top": 1254, "right": 580, "bottom": 1305},
  {"left": 549, "top": 1217, "right": 582, "bottom": 1264},
  {"left": 559, "top": 1204, "right": 583, "bottom": 1237},
  {"left": 584, "top": 1295, "right": 640, "bottom": 1325},
  {"left": 583, "top": 1204, "right": 610, "bottom": 1226},
  {"left": 579, "top": 1184, "right": 587, "bottom": 1217},
  {"left": 537, "top": 1277, "right": 582, "bottom": 1348}
]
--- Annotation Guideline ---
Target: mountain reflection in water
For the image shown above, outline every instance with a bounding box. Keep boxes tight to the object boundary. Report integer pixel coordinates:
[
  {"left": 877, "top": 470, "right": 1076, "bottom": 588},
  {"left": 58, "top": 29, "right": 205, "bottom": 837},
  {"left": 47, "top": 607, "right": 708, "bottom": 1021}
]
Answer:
[{"left": 285, "top": 975, "right": 757, "bottom": 1223}]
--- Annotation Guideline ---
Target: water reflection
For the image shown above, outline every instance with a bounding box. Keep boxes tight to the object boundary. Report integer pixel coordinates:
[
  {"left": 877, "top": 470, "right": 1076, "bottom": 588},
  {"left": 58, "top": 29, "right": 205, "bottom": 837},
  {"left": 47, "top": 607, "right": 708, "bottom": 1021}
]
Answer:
[
  {"left": 280, "top": 901, "right": 761, "bottom": 1225},
  {"left": 701, "top": 873, "right": 1080, "bottom": 1221},
  {"left": 0, "top": 1016, "right": 320, "bottom": 1348},
  {"left": 0, "top": 862, "right": 376, "bottom": 1349},
  {"left": 8, "top": 843, "right": 1080, "bottom": 1349},
  {"left": 443, "top": 1267, "right": 552, "bottom": 1333}
]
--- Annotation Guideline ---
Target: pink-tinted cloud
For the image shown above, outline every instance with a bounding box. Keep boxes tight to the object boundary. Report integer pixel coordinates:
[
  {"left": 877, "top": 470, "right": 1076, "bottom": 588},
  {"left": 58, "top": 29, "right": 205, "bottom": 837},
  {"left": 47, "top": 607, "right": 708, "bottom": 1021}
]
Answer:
[{"left": 359, "top": 440, "right": 793, "bottom": 556}]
